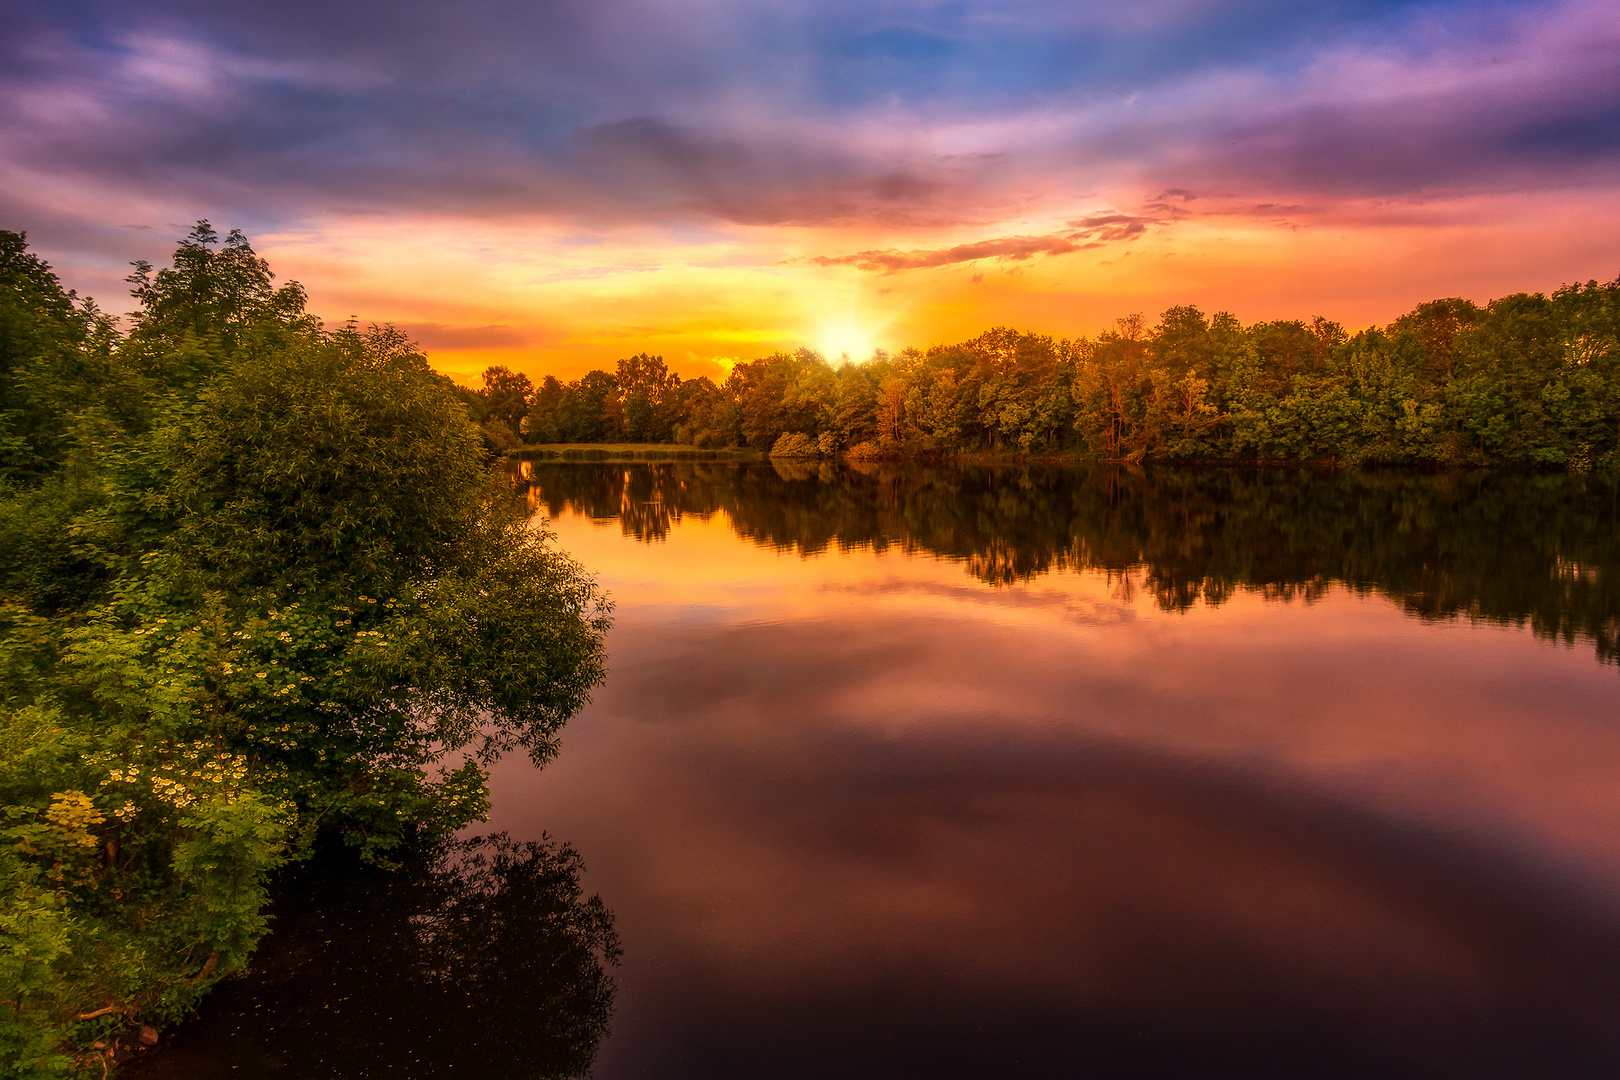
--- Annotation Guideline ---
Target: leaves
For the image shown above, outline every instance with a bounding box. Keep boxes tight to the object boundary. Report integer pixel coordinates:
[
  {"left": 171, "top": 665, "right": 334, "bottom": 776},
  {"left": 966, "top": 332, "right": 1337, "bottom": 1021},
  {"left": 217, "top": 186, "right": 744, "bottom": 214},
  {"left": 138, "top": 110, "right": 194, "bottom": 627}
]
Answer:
[{"left": 0, "top": 225, "right": 610, "bottom": 1074}]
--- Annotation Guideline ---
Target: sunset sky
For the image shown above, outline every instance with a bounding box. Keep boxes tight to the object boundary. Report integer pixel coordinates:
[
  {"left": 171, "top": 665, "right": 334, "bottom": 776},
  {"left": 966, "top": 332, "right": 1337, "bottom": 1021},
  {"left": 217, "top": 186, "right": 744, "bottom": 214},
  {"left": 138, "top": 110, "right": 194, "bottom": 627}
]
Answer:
[{"left": 4, "top": 0, "right": 1618, "bottom": 383}]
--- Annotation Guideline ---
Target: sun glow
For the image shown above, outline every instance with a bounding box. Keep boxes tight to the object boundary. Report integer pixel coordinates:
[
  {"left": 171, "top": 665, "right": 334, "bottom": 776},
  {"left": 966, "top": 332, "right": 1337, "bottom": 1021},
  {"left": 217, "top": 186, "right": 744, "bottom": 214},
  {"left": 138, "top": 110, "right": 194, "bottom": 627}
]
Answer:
[
  {"left": 807, "top": 282, "right": 895, "bottom": 362},
  {"left": 815, "top": 324, "right": 880, "bottom": 362}
]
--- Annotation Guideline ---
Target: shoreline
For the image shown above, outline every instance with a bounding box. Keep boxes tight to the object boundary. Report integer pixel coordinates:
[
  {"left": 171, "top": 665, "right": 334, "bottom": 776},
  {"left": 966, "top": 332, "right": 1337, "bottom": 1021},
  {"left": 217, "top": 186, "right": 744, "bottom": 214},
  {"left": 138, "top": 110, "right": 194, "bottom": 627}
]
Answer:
[{"left": 508, "top": 445, "right": 1597, "bottom": 473}]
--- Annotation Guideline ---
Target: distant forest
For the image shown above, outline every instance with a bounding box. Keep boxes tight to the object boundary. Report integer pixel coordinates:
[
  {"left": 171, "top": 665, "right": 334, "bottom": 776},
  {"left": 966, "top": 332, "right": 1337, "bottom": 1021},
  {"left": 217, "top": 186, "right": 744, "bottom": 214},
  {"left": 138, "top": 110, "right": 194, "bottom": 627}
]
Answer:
[{"left": 469, "top": 282, "right": 1620, "bottom": 468}]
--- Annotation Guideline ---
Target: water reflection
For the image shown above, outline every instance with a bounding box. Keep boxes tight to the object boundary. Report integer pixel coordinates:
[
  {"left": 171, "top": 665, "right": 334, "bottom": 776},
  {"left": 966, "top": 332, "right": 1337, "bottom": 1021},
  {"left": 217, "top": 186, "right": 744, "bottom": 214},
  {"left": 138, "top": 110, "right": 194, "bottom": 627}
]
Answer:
[
  {"left": 515, "top": 462, "right": 1620, "bottom": 663},
  {"left": 486, "top": 462, "right": 1620, "bottom": 1079},
  {"left": 129, "top": 834, "right": 619, "bottom": 1080},
  {"left": 577, "top": 733, "right": 1620, "bottom": 1078}
]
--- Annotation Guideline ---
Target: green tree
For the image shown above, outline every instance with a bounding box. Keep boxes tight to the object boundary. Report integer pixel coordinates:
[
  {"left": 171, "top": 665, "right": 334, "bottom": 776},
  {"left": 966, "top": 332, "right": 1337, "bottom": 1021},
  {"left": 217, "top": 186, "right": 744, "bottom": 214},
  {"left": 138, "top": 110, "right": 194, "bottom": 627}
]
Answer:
[
  {"left": 616, "top": 353, "right": 675, "bottom": 442},
  {"left": 480, "top": 365, "right": 533, "bottom": 438},
  {"left": 0, "top": 226, "right": 611, "bottom": 1076}
]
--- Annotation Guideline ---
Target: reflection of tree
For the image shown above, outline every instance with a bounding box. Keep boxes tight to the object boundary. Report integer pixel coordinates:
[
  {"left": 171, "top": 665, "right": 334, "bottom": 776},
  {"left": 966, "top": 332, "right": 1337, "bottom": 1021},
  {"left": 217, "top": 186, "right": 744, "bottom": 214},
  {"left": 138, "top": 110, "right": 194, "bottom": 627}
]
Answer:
[
  {"left": 141, "top": 834, "right": 619, "bottom": 1079},
  {"left": 524, "top": 463, "right": 1620, "bottom": 665},
  {"left": 410, "top": 835, "right": 621, "bottom": 1076}
]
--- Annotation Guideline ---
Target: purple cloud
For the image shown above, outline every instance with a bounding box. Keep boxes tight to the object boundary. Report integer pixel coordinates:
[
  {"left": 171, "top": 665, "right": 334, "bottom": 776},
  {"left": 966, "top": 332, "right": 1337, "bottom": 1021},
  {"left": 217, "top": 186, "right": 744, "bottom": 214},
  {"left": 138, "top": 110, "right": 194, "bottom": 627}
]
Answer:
[{"left": 1, "top": 0, "right": 1616, "bottom": 272}]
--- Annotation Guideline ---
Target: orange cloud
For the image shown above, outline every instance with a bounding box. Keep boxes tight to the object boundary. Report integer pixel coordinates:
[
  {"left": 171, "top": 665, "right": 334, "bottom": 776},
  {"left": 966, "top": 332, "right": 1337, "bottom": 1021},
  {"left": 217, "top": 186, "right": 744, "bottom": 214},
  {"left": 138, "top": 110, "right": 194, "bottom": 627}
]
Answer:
[{"left": 234, "top": 183, "right": 1620, "bottom": 385}]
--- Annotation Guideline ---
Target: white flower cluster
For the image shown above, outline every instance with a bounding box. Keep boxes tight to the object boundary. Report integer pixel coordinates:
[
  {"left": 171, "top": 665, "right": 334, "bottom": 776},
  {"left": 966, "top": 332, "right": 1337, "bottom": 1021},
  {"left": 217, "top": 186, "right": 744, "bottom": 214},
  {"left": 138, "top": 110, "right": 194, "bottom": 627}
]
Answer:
[
  {"left": 99, "top": 747, "right": 252, "bottom": 816},
  {"left": 151, "top": 774, "right": 195, "bottom": 809}
]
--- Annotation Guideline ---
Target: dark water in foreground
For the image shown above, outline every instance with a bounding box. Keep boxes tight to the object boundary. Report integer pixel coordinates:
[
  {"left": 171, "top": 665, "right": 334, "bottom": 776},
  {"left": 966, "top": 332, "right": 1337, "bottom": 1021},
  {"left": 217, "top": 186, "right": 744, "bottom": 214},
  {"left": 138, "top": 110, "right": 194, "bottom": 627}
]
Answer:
[{"left": 141, "top": 464, "right": 1620, "bottom": 1078}]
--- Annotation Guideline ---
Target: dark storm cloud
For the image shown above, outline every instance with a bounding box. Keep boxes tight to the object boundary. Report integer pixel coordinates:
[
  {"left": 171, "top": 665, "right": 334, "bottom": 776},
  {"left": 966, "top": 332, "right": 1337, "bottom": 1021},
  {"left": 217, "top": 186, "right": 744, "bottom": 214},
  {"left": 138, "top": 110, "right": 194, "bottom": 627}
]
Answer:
[{"left": 1, "top": 0, "right": 1616, "bottom": 244}]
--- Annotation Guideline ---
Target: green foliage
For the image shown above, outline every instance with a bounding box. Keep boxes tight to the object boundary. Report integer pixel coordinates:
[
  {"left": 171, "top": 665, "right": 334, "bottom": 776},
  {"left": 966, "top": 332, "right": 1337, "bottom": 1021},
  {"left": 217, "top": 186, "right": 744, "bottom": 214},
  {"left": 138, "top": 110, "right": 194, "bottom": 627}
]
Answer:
[
  {"left": 0, "top": 226, "right": 609, "bottom": 1074},
  {"left": 769, "top": 432, "right": 819, "bottom": 458},
  {"left": 124, "top": 222, "right": 311, "bottom": 349},
  {"left": 159, "top": 325, "right": 488, "bottom": 593},
  {"left": 479, "top": 365, "right": 532, "bottom": 435},
  {"left": 520, "top": 282, "right": 1620, "bottom": 467}
]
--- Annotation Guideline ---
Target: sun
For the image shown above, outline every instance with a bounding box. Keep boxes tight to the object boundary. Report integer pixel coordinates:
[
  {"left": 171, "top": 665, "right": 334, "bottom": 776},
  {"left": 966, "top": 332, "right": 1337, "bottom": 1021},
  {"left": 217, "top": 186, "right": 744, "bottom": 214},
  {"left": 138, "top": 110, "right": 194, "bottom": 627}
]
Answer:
[
  {"left": 805, "top": 281, "right": 894, "bottom": 362},
  {"left": 815, "top": 317, "right": 882, "bottom": 362}
]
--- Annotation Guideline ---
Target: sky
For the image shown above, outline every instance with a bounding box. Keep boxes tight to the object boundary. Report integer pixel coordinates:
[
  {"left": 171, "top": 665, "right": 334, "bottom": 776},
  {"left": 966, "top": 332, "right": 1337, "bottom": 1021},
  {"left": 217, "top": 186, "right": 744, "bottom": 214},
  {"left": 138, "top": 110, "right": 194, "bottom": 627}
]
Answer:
[{"left": 3, "top": 0, "right": 1618, "bottom": 383}]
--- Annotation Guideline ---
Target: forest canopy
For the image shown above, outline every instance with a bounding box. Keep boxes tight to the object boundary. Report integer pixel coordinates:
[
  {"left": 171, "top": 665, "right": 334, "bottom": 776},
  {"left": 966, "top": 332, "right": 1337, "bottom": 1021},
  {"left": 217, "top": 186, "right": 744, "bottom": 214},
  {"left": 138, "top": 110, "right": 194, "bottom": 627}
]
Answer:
[
  {"left": 487, "top": 285, "right": 1620, "bottom": 469},
  {"left": 0, "top": 225, "right": 610, "bottom": 1077}
]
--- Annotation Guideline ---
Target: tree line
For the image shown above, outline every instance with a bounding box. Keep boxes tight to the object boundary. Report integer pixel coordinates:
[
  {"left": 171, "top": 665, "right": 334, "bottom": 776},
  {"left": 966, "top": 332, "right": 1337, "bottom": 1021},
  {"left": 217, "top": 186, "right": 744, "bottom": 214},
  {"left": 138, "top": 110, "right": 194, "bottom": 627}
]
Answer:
[
  {"left": 0, "top": 226, "right": 612, "bottom": 1076},
  {"left": 475, "top": 284, "right": 1620, "bottom": 468}
]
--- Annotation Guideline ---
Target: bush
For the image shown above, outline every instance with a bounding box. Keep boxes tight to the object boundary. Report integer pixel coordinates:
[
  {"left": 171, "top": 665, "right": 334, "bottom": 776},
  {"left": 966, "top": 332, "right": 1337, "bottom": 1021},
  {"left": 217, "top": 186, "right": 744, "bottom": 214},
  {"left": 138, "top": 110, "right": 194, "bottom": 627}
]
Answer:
[
  {"left": 769, "top": 432, "right": 818, "bottom": 458},
  {"left": 844, "top": 437, "right": 901, "bottom": 461}
]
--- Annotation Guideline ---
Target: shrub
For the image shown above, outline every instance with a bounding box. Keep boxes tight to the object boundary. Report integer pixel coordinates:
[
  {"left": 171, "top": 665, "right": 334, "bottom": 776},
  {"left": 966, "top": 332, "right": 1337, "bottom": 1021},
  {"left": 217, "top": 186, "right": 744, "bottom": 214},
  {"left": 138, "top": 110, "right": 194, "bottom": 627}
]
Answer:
[{"left": 769, "top": 432, "right": 818, "bottom": 458}]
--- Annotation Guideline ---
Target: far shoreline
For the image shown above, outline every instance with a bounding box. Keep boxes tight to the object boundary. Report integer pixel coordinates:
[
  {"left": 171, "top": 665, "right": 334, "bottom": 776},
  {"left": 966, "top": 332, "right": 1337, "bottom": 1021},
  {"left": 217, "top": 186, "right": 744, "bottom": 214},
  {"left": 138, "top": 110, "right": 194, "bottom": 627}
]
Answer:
[{"left": 505, "top": 444, "right": 1603, "bottom": 473}]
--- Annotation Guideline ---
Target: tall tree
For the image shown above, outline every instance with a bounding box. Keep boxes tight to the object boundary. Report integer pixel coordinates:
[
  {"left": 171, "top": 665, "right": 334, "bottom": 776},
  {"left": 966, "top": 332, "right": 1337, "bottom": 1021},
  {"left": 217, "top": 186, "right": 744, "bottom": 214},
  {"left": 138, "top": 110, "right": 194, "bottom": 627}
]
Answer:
[{"left": 481, "top": 365, "right": 534, "bottom": 434}]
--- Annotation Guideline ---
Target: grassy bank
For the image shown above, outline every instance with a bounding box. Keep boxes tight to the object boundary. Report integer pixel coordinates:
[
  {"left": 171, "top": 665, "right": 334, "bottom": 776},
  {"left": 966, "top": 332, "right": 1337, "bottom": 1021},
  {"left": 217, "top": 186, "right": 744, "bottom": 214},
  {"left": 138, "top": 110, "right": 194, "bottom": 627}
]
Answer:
[
  {"left": 508, "top": 444, "right": 1345, "bottom": 468},
  {"left": 507, "top": 444, "right": 761, "bottom": 462}
]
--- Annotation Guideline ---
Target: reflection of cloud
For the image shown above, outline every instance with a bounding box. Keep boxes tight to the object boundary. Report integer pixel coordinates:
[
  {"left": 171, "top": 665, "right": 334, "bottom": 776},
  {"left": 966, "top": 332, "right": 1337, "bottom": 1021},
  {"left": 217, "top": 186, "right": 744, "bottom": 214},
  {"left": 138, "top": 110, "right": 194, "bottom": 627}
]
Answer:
[
  {"left": 605, "top": 725, "right": 1620, "bottom": 1076},
  {"left": 824, "top": 577, "right": 1136, "bottom": 627},
  {"left": 489, "top": 565, "right": 1620, "bottom": 1077}
]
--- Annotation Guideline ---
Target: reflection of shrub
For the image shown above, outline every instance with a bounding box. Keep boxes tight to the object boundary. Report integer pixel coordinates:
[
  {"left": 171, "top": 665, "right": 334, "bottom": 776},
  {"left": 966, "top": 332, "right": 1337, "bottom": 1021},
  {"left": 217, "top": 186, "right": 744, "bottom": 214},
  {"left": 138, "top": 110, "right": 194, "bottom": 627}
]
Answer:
[
  {"left": 770, "top": 458, "right": 820, "bottom": 482},
  {"left": 146, "top": 833, "right": 620, "bottom": 1079},
  {"left": 769, "top": 432, "right": 818, "bottom": 458}
]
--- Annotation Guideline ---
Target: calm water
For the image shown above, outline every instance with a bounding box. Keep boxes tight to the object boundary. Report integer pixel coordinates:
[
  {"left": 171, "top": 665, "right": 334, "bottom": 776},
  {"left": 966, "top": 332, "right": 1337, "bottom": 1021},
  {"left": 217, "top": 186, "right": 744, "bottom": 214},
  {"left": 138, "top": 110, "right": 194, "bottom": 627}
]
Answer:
[{"left": 142, "top": 464, "right": 1620, "bottom": 1079}]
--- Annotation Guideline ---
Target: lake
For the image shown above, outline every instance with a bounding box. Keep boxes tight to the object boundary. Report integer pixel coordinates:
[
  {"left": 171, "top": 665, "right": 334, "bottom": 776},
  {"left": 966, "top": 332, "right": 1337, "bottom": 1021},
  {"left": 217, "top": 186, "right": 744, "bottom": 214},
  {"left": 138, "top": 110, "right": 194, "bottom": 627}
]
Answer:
[{"left": 137, "top": 462, "right": 1620, "bottom": 1079}]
